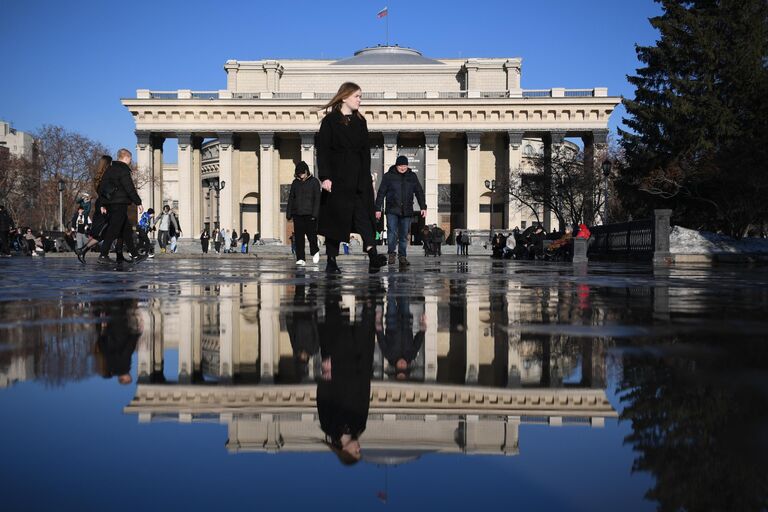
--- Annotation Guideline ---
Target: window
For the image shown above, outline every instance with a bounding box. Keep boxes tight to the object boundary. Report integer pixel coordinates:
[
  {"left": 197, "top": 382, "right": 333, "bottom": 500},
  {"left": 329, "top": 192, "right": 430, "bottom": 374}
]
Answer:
[
  {"left": 521, "top": 220, "right": 527, "bottom": 229},
  {"left": 172, "top": 200, "right": 179, "bottom": 210}
]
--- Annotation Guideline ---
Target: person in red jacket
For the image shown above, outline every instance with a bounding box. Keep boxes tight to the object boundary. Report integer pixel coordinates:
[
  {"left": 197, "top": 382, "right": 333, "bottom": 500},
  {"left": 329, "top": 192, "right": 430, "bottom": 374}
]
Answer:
[{"left": 576, "top": 223, "right": 591, "bottom": 239}]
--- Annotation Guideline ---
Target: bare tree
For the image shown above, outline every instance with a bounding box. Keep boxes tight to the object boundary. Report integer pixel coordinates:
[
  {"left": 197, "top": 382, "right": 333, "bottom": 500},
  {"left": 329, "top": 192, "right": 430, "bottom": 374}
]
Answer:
[{"left": 506, "top": 141, "right": 622, "bottom": 229}]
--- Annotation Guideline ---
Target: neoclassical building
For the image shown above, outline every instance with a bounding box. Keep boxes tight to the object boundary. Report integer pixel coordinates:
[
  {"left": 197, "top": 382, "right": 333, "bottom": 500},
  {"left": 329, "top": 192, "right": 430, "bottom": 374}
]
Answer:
[{"left": 123, "top": 46, "right": 619, "bottom": 242}]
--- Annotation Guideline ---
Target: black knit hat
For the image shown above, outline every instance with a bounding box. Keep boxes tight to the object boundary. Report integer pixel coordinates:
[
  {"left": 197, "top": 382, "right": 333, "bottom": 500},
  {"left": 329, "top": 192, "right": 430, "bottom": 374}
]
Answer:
[
  {"left": 395, "top": 155, "right": 408, "bottom": 166},
  {"left": 295, "top": 161, "right": 310, "bottom": 177}
]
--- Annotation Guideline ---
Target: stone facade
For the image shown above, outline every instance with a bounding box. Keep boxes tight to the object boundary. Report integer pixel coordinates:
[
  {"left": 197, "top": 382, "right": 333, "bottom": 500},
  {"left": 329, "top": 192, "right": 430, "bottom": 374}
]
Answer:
[{"left": 123, "top": 46, "right": 619, "bottom": 243}]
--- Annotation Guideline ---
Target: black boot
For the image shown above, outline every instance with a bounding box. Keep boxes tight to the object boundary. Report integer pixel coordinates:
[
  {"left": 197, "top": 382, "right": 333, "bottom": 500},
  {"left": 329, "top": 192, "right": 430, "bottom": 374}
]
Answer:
[
  {"left": 367, "top": 247, "right": 387, "bottom": 272},
  {"left": 325, "top": 256, "right": 341, "bottom": 274}
]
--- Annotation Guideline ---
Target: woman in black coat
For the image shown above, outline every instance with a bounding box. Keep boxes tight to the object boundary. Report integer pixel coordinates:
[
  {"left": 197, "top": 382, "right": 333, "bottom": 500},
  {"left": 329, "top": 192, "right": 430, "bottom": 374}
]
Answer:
[{"left": 316, "top": 82, "right": 387, "bottom": 274}]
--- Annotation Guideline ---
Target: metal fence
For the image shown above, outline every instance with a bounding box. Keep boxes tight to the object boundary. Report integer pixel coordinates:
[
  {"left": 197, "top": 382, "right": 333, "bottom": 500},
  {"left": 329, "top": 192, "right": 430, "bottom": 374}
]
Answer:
[{"left": 588, "top": 210, "right": 672, "bottom": 263}]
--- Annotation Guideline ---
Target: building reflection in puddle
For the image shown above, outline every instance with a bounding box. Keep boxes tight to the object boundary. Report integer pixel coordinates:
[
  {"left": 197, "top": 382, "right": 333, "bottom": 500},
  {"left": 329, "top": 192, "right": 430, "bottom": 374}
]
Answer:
[{"left": 125, "top": 274, "right": 616, "bottom": 461}]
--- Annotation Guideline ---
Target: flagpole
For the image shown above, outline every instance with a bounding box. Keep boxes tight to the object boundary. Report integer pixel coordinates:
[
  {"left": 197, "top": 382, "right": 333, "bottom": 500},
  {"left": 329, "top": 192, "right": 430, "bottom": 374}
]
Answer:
[{"left": 386, "top": 10, "right": 389, "bottom": 46}]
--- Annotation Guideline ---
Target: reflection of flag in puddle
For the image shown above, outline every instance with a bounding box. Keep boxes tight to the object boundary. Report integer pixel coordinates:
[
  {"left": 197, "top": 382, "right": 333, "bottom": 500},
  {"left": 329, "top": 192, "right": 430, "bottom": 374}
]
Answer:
[
  {"left": 377, "top": 465, "right": 389, "bottom": 503},
  {"left": 377, "top": 490, "right": 388, "bottom": 503}
]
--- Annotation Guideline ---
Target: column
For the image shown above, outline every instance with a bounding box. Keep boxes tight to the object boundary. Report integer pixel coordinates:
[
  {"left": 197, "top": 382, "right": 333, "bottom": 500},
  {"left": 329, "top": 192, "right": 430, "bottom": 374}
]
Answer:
[
  {"left": 383, "top": 132, "right": 398, "bottom": 168},
  {"left": 258, "top": 132, "right": 277, "bottom": 240},
  {"left": 218, "top": 133, "right": 235, "bottom": 232},
  {"left": 300, "top": 132, "right": 315, "bottom": 174},
  {"left": 506, "top": 131, "right": 524, "bottom": 229},
  {"left": 465, "top": 298, "right": 480, "bottom": 384},
  {"left": 177, "top": 133, "right": 193, "bottom": 239},
  {"left": 178, "top": 298, "right": 196, "bottom": 384},
  {"left": 424, "top": 132, "right": 440, "bottom": 225},
  {"left": 151, "top": 136, "right": 165, "bottom": 213},
  {"left": 135, "top": 131, "right": 153, "bottom": 208},
  {"left": 582, "top": 130, "right": 607, "bottom": 225},
  {"left": 424, "top": 296, "right": 438, "bottom": 382},
  {"left": 543, "top": 131, "right": 565, "bottom": 232},
  {"left": 465, "top": 132, "right": 481, "bottom": 230},
  {"left": 219, "top": 285, "right": 238, "bottom": 383},
  {"left": 137, "top": 307, "right": 157, "bottom": 383},
  {"left": 192, "top": 137, "right": 203, "bottom": 235},
  {"left": 258, "top": 284, "right": 277, "bottom": 383}
]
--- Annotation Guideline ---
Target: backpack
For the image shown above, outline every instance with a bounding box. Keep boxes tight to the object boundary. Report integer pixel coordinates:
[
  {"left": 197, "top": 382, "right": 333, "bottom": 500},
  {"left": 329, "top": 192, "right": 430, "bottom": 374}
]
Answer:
[{"left": 138, "top": 212, "right": 151, "bottom": 231}]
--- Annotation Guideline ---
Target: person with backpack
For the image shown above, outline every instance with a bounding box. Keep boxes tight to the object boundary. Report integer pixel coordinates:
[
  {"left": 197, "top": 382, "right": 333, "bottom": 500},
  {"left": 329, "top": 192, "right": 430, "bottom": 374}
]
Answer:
[{"left": 137, "top": 208, "right": 155, "bottom": 258}]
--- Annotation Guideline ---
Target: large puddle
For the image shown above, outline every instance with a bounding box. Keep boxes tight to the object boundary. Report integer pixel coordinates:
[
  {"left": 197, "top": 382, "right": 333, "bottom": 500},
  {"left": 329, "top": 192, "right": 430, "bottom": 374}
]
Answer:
[{"left": 1, "top": 258, "right": 766, "bottom": 511}]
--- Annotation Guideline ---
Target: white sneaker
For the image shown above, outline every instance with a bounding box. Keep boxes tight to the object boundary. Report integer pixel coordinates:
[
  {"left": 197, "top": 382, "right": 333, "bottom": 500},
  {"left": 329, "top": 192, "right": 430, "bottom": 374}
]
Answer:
[
  {"left": 312, "top": 251, "right": 320, "bottom": 264},
  {"left": 296, "top": 259, "right": 306, "bottom": 266}
]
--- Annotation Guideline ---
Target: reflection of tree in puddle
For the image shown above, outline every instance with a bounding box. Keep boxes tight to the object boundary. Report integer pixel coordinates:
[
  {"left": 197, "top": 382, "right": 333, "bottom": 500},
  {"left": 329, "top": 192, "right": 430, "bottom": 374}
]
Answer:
[{"left": 619, "top": 337, "right": 768, "bottom": 511}]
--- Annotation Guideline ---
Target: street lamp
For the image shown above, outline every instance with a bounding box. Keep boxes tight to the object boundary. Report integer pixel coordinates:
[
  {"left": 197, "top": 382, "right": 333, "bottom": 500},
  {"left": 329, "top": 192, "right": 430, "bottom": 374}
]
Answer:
[
  {"left": 484, "top": 179, "right": 496, "bottom": 241},
  {"left": 57, "top": 179, "right": 65, "bottom": 231},
  {"left": 601, "top": 159, "right": 612, "bottom": 225},
  {"left": 208, "top": 180, "right": 226, "bottom": 230}
]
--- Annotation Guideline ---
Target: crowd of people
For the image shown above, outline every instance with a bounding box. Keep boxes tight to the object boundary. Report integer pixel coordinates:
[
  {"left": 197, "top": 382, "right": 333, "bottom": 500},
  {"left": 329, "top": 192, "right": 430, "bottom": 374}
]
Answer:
[{"left": 489, "top": 223, "right": 592, "bottom": 261}]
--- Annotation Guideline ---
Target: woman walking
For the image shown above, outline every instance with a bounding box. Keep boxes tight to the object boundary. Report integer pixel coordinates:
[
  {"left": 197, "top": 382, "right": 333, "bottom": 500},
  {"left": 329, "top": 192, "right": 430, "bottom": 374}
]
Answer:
[
  {"left": 75, "top": 155, "right": 111, "bottom": 263},
  {"left": 316, "top": 82, "right": 387, "bottom": 274},
  {"left": 200, "top": 228, "right": 210, "bottom": 254}
]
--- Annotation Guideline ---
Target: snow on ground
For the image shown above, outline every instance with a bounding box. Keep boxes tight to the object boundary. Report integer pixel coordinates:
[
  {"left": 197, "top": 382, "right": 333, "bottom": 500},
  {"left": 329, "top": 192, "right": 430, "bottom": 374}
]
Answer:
[{"left": 670, "top": 226, "right": 768, "bottom": 254}]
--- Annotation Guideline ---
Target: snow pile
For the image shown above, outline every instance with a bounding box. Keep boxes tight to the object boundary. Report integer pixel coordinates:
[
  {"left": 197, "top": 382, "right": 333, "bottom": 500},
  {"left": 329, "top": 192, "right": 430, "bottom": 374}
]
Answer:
[{"left": 670, "top": 226, "right": 768, "bottom": 254}]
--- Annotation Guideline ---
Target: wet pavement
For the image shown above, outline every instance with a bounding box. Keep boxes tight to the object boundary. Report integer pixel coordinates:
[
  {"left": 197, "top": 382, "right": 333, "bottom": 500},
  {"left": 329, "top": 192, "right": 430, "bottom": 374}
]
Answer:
[{"left": 1, "top": 256, "right": 767, "bottom": 511}]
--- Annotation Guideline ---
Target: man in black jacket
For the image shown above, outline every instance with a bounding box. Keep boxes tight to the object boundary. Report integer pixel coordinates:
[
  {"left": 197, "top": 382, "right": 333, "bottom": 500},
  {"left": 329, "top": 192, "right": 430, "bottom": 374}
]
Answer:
[
  {"left": 97, "top": 148, "right": 146, "bottom": 265},
  {"left": 286, "top": 161, "right": 321, "bottom": 265},
  {"left": 374, "top": 156, "right": 427, "bottom": 267},
  {"left": 0, "top": 205, "right": 14, "bottom": 257}
]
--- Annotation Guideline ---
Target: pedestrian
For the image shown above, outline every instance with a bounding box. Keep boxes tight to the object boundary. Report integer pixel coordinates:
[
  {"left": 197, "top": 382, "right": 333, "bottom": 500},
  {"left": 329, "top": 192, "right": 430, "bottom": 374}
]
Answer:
[
  {"left": 430, "top": 224, "right": 445, "bottom": 256},
  {"left": 96, "top": 148, "right": 146, "bottom": 265},
  {"left": 168, "top": 211, "right": 181, "bottom": 253},
  {"left": 316, "top": 82, "right": 387, "bottom": 273},
  {"left": 374, "top": 155, "right": 427, "bottom": 268},
  {"left": 230, "top": 229, "right": 238, "bottom": 252},
  {"left": 75, "top": 155, "right": 112, "bottom": 263},
  {"left": 223, "top": 228, "right": 231, "bottom": 253},
  {"left": 70, "top": 205, "right": 91, "bottom": 251},
  {"left": 200, "top": 227, "right": 210, "bottom": 253},
  {"left": 239, "top": 229, "right": 250, "bottom": 253},
  {"left": 287, "top": 160, "right": 322, "bottom": 265},
  {"left": 0, "top": 204, "right": 15, "bottom": 257},
  {"left": 137, "top": 207, "right": 155, "bottom": 258},
  {"left": 289, "top": 233, "right": 296, "bottom": 255},
  {"left": 456, "top": 231, "right": 463, "bottom": 255},
  {"left": 462, "top": 232, "right": 470, "bottom": 255},
  {"left": 213, "top": 226, "right": 223, "bottom": 253},
  {"left": 154, "top": 205, "right": 180, "bottom": 253}
]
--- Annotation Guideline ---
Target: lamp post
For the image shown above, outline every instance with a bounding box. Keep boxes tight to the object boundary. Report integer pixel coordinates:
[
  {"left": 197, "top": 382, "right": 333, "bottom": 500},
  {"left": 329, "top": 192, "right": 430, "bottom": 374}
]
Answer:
[
  {"left": 208, "top": 180, "right": 226, "bottom": 230},
  {"left": 57, "top": 179, "right": 65, "bottom": 231},
  {"left": 601, "top": 159, "right": 612, "bottom": 225},
  {"left": 484, "top": 179, "right": 496, "bottom": 241}
]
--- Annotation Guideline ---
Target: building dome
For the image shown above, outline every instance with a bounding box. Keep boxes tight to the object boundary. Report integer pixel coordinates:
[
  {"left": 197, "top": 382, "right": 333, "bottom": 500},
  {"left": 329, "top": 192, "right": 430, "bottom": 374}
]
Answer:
[{"left": 331, "top": 46, "right": 444, "bottom": 66}]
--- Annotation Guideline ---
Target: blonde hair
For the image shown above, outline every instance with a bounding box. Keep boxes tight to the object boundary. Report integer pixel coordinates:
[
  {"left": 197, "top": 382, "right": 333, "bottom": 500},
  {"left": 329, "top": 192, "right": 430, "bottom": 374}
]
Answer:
[{"left": 318, "top": 82, "right": 365, "bottom": 123}]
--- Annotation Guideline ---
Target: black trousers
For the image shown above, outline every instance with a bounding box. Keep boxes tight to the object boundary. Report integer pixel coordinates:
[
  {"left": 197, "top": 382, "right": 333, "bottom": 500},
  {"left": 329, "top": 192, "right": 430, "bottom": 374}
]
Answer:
[
  {"left": 0, "top": 230, "right": 9, "bottom": 255},
  {"left": 326, "top": 193, "right": 375, "bottom": 258},
  {"left": 100, "top": 205, "right": 136, "bottom": 257},
  {"left": 293, "top": 215, "right": 319, "bottom": 260},
  {"left": 201, "top": 240, "right": 209, "bottom": 253}
]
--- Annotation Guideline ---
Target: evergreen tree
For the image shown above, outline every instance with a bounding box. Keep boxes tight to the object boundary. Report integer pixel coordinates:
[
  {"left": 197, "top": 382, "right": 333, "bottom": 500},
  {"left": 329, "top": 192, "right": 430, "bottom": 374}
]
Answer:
[{"left": 618, "top": 0, "right": 768, "bottom": 237}]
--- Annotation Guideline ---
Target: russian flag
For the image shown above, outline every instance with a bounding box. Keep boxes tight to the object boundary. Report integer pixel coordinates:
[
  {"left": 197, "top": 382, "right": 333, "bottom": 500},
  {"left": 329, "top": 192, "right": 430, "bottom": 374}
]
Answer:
[{"left": 377, "top": 6, "right": 388, "bottom": 18}]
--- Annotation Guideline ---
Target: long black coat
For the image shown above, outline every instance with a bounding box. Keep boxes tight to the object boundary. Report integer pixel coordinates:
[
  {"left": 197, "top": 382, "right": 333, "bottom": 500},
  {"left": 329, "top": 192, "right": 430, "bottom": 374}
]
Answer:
[
  {"left": 317, "top": 289, "right": 375, "bottom": 443},
  {"left": 316, "top": 110, "right": 375, "bottom": 242},
  {"left": 98, "top": 161, "right": 142, "bottom": 206}
]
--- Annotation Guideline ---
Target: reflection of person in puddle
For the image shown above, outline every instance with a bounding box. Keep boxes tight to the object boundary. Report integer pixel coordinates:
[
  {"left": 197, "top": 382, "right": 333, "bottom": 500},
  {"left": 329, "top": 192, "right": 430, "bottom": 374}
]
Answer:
[
  {"left": 94, "top": 299, "right": 141, "bottom": 385},
  {"left": 286, "top": 283, "right": 320, "bottom": 381},
  {"left": 377, "top": 295, "right": 426, "bottom": 380},
  {"left": 317, "top": 285, "right": 377, "bottom": 465}
]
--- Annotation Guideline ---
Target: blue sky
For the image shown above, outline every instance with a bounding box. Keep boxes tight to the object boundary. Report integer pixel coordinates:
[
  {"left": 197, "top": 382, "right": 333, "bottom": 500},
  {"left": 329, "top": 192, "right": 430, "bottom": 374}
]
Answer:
[{"left": 1, "top": 0, "right": 662, "bottom": 158}]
